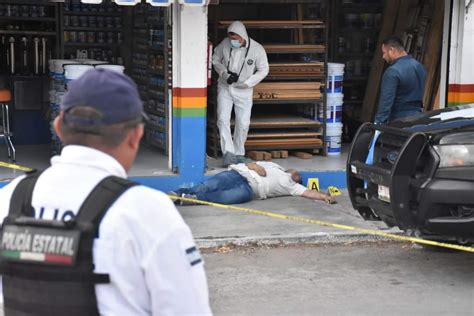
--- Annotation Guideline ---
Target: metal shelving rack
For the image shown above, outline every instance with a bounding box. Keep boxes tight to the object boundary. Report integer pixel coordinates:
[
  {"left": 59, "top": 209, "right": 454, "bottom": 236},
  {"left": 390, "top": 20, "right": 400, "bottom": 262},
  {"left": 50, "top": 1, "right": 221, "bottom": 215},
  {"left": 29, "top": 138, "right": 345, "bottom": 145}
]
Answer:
[
  {"left": 130, "top": 4, "right": 170, "bottom": 153},
  {"left": 60, "top": 0, "right": 124, "bottom": 63},
  {"left": 207, "top": 1, "right": 329, "bottom": 158},
  {"left": 0, "top": 1, "right": 61, "bottom": 73},
  {"left": 330, "top": 0, "right": 385, "bottom": 138}
]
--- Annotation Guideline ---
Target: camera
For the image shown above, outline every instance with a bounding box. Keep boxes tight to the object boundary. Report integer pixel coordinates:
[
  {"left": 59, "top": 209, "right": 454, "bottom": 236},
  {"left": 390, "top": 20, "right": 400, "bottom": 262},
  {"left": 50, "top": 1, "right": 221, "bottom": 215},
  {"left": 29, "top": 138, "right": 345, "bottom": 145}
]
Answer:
[{"left": 227, "top": 71, "right": 239, "bottom": 85}]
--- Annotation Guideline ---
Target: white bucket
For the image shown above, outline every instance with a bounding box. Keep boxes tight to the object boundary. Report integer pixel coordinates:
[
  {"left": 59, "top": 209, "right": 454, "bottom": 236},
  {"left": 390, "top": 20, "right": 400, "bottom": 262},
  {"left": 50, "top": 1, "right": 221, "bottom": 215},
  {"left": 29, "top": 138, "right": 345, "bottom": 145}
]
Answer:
[
  {"left": 327, "top": 63, "right": 345, "bottom": 93},
  {"left": 326, "top": 122, "right": 343, "bottom": 156},
  {"left": 95, "top": 64, "right": 125, "bottom": 73},
  {"left": 64, "top": 64, "right": 94, "bottom": 82},
  {"left": 53, "top": 60, "right": 77, "bottom": 76},
  {"left": 80, "top": 59, "right": 108, "bottom": 66},
  {"left": 319, "top": 93, "right": 343, "bottom": 123}
]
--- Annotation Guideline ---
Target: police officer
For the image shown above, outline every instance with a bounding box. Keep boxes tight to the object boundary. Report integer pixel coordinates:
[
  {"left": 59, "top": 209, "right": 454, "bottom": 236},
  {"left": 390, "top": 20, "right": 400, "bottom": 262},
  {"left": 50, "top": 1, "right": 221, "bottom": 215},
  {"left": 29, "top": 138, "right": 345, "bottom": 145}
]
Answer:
[
  {"left": 0, "top": 69, "right": 212, "bottom": 315},
  {"left": 213, "top": 21, "right": 269, "bottom": 167}
]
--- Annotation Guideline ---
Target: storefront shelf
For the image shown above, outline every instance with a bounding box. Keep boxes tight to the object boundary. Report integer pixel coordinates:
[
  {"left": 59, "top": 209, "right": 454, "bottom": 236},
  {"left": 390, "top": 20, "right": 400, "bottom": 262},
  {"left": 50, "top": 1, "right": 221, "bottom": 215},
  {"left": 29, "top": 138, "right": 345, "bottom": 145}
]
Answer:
[
  {"left": 0, "top": 30, "right": 56, "bottom": 36},
  {"left": 63, "top": 42, "right": 120, "bottom": 47},
  {"left": 0, "top": 16, "right": 56, "bottom": 22},
  {"left": 63, "top": 11, "right": 122, "bottom": 17},
  {"left": 218, "top": 20, "right": 326, "bottom": 29},
  {"left": 64, "top": 27, "right": 122, "bottom": 32}
]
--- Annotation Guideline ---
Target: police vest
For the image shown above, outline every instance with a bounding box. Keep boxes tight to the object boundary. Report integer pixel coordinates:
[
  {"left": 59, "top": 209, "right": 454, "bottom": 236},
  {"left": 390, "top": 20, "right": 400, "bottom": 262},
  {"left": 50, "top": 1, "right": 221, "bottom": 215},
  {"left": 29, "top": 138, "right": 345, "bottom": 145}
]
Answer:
[{"left": 0, "top": 172, "right": 137, "bottom": 316}]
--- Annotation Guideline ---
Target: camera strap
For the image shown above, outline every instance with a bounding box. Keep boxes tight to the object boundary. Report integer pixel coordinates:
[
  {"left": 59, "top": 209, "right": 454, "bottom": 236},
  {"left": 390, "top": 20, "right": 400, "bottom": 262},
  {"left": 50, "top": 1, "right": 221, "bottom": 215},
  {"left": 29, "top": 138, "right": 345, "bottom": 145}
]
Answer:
[{"left": 227, "top": 38, "right": 251, "bottom": 78}]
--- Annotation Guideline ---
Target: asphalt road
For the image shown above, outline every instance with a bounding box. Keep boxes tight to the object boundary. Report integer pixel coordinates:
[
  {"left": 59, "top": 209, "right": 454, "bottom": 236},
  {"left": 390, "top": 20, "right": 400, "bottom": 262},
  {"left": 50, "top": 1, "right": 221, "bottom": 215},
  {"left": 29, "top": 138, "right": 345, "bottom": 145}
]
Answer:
[{"left": 203, "top": 242, "right": 474, "bottom": 316}]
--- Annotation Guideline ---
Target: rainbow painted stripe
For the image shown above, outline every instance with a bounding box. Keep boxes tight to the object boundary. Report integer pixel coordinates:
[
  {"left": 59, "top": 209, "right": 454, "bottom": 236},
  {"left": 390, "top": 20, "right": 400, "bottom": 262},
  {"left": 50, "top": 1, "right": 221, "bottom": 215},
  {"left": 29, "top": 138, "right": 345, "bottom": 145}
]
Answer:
[
  {"left": 2, "top": 250, "right": 73, "bottom": 265},
  {"left": 448, "top": 84, "right": 474, "bottom": 106},
  {"left": 172, "top": 87, "right": 207, "bottom": 117}
]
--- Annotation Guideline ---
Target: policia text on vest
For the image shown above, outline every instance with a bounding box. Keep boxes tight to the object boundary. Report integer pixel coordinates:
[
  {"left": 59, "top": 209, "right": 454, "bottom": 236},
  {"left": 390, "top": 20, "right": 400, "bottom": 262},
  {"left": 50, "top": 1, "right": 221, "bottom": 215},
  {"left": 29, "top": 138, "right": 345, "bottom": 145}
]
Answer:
[{"left": 2, "top": 224, "right": 79, "bottom": 265}]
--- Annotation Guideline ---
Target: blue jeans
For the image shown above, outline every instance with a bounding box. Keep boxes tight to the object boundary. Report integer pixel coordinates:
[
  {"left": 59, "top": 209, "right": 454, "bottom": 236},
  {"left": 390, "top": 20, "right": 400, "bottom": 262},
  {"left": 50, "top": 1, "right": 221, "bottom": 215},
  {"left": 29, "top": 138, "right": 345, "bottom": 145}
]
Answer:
[{"left": 175, "top": 170, "right": 254, "bottom": 204}]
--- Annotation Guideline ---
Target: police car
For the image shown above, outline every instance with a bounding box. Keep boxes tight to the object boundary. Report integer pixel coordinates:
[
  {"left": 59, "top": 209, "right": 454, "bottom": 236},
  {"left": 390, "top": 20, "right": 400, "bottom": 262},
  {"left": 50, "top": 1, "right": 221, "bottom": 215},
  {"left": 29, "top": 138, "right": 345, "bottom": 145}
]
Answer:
[{"left": 347, "top": 105, "right": 474, "bottom": 244}]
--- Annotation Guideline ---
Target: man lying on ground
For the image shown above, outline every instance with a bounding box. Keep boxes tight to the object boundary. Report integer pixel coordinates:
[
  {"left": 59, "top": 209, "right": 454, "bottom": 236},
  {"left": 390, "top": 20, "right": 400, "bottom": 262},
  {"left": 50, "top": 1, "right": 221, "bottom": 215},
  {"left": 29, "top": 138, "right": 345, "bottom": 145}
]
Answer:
[{"left": 171, "top": 162, "right": 334, "bottom": 205}]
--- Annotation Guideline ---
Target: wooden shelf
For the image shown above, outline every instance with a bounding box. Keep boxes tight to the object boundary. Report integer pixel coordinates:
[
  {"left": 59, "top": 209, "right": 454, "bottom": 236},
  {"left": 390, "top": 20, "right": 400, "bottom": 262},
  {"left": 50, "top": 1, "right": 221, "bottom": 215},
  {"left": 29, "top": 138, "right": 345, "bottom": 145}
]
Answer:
[
  {"left": 218, "top": 20, "right": 326, "bottom": 29},
  {"left": 264, "top": 44, "right": 325, "bottom": 54},
  {"left": 247, "top": 131, "right": 321, "bottom": 139},
  {"left": 245, "top": 138, "right": 323, "bottom": 151},
  {"left": 232, "top": 115, "right": 321, "bottom": 129},
  {"left": 268, "top": 62, "right": 324, "bottom": 78},
  {"left": 266, "top": 75, "right": 325, "bottom": 80},
  {"left": 253, "top": 99, "right": 321, "bottom": 105}
]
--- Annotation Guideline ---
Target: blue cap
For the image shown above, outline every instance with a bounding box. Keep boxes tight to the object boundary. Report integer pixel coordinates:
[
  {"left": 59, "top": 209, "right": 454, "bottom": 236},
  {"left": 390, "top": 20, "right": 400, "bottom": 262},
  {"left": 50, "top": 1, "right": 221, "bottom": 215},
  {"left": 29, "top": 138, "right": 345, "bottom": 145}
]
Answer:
[{"left": 61, "top": 68, "right": 145, "bottom": 126}]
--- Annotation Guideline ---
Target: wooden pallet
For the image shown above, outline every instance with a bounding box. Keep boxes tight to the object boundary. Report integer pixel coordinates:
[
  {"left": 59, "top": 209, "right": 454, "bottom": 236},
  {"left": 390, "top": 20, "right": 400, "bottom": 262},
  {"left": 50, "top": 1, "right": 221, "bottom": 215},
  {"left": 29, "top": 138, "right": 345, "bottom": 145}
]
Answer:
[
  {"left": 245, "top": 138, "right": 323, "bottom": 150},
  {"left": 253, "top": 81, "right": 322, "bottom": 100},
  {"left": 263, "top": 44, "right": 325, "bottom": 54},
  {"left": 255, "top": 82, "right": 321, "bottom": 90},
  {"left": 269, "top": 62, "right": 324, "bottom": 78},
  {"left": 247, "top": 131, "right": 321, "bottom": 139},
  {"left": 234, "top": 115, "right": 321, "bottom": 129}
]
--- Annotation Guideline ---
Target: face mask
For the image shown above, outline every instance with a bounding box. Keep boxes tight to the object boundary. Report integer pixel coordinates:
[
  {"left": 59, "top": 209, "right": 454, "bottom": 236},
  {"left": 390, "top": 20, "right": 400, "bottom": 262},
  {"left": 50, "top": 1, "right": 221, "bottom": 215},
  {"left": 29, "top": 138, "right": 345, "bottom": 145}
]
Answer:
[{"left": 231, "top": 39, "right": 241, "bottom": 48}]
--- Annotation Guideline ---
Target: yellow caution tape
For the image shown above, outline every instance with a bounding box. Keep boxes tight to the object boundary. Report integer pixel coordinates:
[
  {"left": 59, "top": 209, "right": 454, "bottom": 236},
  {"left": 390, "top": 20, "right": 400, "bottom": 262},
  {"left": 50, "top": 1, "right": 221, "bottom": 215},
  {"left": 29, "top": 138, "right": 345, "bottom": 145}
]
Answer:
[
  {"left": 0, "top": 161, "right": 33, "bottom": 172},
  {"left": 169, "top": 195, "right": 474, "bottom": 253}
]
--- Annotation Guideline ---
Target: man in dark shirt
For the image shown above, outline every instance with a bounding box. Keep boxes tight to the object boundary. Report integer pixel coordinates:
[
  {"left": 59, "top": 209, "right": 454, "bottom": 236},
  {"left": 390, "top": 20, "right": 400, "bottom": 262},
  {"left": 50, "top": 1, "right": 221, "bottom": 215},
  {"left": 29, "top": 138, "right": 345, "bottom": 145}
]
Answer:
[{"left": 375, "top": 36, "right": 426, "bottom": 123}]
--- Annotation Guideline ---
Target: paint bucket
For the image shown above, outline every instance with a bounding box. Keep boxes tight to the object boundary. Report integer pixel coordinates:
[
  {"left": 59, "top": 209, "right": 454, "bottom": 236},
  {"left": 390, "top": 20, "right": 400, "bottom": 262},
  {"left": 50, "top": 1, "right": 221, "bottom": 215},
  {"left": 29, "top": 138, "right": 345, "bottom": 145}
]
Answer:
[
  {"left": 319, "top": 93, "right": 343, "bottom": 123},
  {"left": 64, "top": 64, "right": 94, "bottom": 87},
  {"left": 327, "top": 63, "right": 344, "bottom": 93},
  {"left": 326, "top": 122, "right": 343, "bottom": 156},
  {"left": 52, "top": 91, "right": 65, "bottom": 114},
  {"left": 95, "top": 64, "right": 125, "bottom": 73},
  {"left": 49, "top": 89, "right": 56, "bottom": 103},
  {"left": 80, "top": 60, "right": 108, "bottom": 67}
]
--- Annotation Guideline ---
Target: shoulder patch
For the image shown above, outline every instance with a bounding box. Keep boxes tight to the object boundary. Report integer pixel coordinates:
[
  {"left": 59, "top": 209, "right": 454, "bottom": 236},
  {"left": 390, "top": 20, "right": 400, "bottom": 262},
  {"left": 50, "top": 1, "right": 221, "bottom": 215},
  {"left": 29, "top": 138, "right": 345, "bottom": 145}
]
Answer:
[
  {"left": 185, "top": 246, "right": 202, "bottom": 266},
  {"left": 247, "top": 59, "right": 254, "bottom": 66}
]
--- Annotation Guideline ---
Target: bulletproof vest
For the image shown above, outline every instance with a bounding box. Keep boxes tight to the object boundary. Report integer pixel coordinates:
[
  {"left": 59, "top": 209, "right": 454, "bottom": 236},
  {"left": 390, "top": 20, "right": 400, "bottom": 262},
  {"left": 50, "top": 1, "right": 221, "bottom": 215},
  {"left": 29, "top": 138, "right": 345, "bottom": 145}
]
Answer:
[{"left": 0, "top": 172, "right": 137, "bottom": 316}]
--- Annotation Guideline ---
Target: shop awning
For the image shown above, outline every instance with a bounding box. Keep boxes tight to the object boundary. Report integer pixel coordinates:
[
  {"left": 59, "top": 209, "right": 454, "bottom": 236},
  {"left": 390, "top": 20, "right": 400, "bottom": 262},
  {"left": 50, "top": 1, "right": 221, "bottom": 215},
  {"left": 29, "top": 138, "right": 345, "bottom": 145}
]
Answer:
[{"left": 81, "top": 0, "right": 209, "bottom": 6}]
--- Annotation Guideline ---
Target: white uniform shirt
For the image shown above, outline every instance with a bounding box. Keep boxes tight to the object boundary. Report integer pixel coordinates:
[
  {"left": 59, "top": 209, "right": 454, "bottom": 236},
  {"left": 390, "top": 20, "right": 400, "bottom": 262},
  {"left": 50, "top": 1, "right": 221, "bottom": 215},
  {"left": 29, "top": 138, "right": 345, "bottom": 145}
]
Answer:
[
  {"left": 230, "top": 162, "right": 307, "bottom": 200},
  {"left": 0, "top": 146, "right": 212, "bottom": 316}
]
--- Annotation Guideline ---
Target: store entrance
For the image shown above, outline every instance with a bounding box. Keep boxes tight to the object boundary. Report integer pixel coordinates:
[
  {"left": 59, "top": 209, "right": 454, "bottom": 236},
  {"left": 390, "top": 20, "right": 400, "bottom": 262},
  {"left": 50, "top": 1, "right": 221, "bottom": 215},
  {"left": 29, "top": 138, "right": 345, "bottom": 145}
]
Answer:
[
  {"left": 0, "top": 0, "right": 173, "bottom": 180},
  {"left": 206, "top": 0, "right": 444, "bottom": 172}
]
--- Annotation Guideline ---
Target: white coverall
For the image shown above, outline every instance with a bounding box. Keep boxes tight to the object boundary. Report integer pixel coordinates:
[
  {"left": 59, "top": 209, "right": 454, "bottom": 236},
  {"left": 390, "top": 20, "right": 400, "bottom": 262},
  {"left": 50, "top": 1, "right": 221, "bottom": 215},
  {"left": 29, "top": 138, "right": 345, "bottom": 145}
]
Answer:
[{"left": 212, "top": 21, "right": 269, "bottom": 156}]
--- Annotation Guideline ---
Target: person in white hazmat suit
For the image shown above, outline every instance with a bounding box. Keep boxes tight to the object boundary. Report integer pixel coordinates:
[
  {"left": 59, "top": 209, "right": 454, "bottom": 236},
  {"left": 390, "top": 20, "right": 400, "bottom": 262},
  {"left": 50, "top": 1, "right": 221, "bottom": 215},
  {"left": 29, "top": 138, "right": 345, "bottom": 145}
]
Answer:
[{"left": 213, "top": 21, "right": 269, "bottom": 167}]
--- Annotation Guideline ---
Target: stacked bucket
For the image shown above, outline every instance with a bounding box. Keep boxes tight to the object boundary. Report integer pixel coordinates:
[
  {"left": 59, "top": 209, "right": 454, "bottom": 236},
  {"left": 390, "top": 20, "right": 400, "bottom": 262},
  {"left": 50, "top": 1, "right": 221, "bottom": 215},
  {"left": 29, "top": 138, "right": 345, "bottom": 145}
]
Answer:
[
  {"left": 48, "top": 59, "right": 125, "bottom": 155},
  {"left": 320, "top": 62, "right": 344, "bottom": 155}
]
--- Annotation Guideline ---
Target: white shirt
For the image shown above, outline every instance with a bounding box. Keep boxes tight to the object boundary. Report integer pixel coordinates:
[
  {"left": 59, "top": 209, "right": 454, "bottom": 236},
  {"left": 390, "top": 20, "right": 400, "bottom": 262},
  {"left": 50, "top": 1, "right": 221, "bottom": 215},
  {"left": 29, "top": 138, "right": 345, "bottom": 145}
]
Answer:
[
  {"left": 230, "top": 162, "right": 307, "bottom": 200},
  {"left": 0, "top": 145, "right": 212, "bottom": 316}
]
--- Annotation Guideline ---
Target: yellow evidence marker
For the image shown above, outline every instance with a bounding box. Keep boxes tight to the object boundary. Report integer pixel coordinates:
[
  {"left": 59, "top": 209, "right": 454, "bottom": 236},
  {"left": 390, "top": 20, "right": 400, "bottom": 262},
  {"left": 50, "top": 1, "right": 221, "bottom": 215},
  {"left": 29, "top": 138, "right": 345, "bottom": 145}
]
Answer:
[
  {"left": 327, "top": 186, "right": 341, "bottom": 197},
  {"left": 307, "top": 178, "right": 320, "bottom": 192}
]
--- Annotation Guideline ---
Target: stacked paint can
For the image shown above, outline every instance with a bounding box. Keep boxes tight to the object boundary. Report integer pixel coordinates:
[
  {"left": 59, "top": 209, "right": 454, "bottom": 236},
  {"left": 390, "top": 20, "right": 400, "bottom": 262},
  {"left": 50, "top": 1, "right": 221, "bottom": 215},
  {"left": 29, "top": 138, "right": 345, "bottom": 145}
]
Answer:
[
  {"left": 323, "top": 63, "right": 345, "bottom": 155},
  {"left": 48, "top": 59, "right": 125, "bottom": 155},
  {"left": 49, "top": 59, "right": 78, "bottom": 155}
]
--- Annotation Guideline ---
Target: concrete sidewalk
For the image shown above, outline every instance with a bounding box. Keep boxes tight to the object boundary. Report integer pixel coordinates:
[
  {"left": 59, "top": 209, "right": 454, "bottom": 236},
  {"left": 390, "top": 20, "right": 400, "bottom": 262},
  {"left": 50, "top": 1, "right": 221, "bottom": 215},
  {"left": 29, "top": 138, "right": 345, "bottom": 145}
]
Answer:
[{"left": 178, "top": 190, "right": 402, "bottom": 248}]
